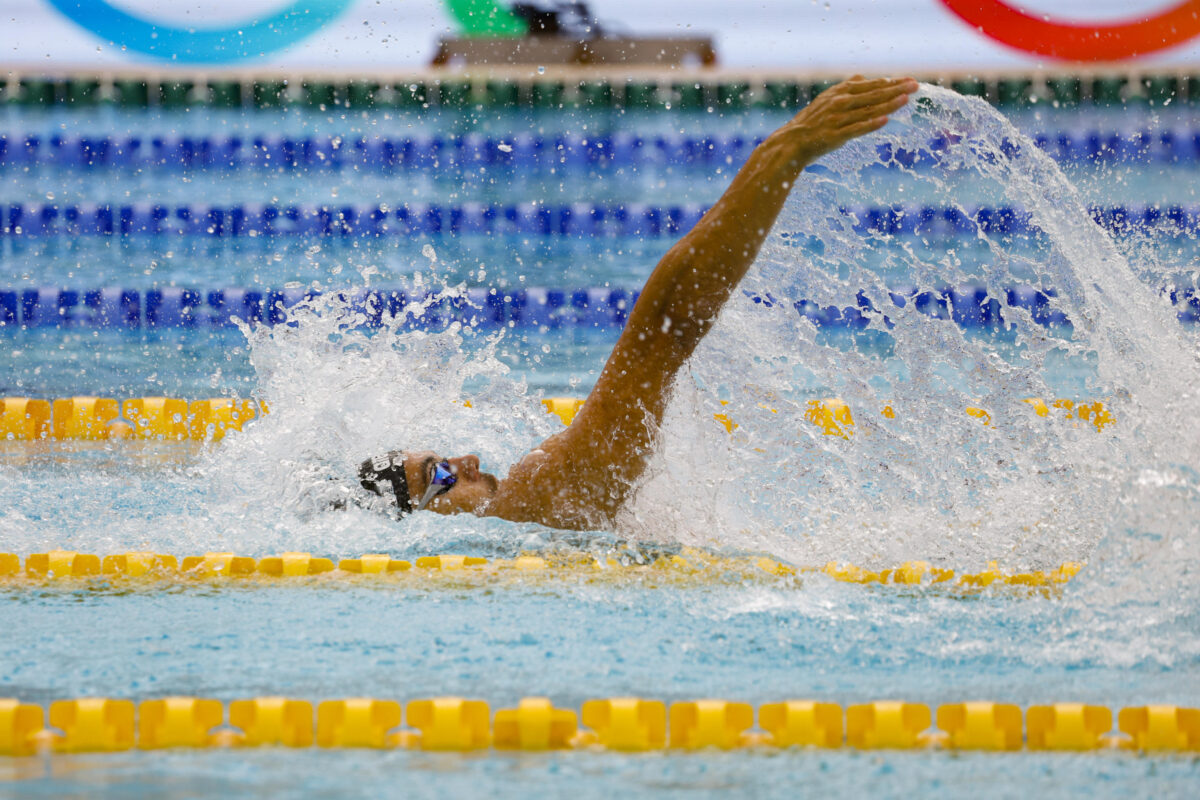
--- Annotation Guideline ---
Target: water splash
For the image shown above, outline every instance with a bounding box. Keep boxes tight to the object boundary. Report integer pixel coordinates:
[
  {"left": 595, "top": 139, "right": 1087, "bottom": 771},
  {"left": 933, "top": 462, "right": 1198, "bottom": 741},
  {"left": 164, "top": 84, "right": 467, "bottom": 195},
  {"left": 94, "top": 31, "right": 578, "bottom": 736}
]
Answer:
[
  {"left": 197, "top": 288, "right": 561, "bottom": 555},
  {"left": 622, "top": 86, "right": 1200, "bottom": 587}
]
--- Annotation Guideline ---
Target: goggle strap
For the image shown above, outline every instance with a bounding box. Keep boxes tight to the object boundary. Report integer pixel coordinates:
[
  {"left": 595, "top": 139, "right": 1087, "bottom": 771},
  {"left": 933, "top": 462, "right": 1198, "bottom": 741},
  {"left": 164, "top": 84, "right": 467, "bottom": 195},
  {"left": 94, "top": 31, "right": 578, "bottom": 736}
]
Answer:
[{"left": 415, "top": 481, "right": 445, "bottom": 512}]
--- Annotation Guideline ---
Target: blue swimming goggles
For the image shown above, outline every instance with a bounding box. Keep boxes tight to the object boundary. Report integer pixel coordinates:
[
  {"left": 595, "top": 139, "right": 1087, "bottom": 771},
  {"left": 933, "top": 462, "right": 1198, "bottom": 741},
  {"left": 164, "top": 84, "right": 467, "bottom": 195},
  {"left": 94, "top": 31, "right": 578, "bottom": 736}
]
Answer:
[{"left": 416, "top": 460, "right": 458, "bottom": 511}]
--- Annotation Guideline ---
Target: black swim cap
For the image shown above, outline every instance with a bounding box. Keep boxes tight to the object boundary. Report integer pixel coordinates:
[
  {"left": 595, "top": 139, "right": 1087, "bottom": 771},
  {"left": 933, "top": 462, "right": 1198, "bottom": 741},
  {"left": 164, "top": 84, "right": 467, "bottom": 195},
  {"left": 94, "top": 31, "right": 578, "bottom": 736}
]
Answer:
[{"left": 358, "top": 451, "right": 412, "bottom": 516}]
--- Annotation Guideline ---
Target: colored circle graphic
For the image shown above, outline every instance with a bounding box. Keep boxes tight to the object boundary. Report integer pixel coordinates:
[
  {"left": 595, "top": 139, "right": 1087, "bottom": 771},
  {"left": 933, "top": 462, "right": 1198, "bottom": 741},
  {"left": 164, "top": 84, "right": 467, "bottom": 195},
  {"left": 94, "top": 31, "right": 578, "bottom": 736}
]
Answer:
[
  {"left": 46, "top": 0, "right": 352, "bottom": 63},
  {"left": 445, "top": 0, "right": 527, "bottom": 36},
  {"left": 940, "top": 0, "right": 1200, "bottom": 61}
]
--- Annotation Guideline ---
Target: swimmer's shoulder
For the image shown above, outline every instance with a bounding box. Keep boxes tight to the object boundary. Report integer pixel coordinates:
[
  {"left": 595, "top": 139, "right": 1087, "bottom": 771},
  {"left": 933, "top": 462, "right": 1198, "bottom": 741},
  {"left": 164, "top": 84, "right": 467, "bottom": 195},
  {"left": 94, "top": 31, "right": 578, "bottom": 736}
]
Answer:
[{"left": 485, "top": 432, "right": 609, "bottom": 529}]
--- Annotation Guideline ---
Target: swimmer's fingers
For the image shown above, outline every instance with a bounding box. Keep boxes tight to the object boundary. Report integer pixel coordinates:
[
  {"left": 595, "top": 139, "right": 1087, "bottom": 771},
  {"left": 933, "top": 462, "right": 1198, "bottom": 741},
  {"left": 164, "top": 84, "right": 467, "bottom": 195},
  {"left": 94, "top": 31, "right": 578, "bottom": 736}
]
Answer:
[
  {"left": 812, "top": 76, "right": 910, "bottom": 108},
  {"left": 779, "top": 76, "right": 914, "bottom": 161},
  {"left": 812, "top": 117, "right": 890, "bottom": 155},
  {"left": 841, "top": 76, "right": 916, "bottom": 94},
  {"left": 799, "top": 77, "right": 915, "bottom": 121},
  {"left": 830, "top": 91, "right": 910, "bottom": 128},
  {"left": 831, "top": 80, "right": 918, "bottom": 112},
  {"left": 833, "top": 115, "right": 890, "bottom": 144}
]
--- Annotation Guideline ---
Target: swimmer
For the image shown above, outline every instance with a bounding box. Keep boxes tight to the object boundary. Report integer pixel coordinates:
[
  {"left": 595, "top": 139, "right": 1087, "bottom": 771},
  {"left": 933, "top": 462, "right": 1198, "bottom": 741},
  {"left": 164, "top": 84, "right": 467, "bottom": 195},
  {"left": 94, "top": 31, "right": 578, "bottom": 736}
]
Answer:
[{"left": 359, "top": 76, "right": 918, "bottom": 530}]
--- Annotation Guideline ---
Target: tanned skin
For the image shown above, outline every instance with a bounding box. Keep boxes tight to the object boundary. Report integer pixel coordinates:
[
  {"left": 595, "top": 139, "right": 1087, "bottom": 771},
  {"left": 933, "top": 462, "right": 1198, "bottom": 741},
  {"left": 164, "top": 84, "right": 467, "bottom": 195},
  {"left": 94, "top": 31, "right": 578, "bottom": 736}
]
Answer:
[{"left": 398, "top": 76, "right": 918, "bottom": 530}]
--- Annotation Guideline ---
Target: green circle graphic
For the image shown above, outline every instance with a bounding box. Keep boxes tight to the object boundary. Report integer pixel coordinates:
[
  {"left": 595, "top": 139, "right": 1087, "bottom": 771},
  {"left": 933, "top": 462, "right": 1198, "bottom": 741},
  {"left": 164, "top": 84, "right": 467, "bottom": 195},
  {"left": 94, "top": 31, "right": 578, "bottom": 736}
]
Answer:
[{"left": 444, "top": 0, "right": 528, "bottom": 36}]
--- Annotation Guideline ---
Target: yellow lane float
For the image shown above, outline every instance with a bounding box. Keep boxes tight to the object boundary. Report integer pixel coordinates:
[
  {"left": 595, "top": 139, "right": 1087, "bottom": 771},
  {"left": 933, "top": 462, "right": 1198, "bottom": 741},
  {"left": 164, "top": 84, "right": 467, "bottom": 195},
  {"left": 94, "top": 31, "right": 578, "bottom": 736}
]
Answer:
[
  {"left": 2, "top": 395, "right": 1112, "bottom": 443},
  {"left": 0, "top": 549, "right": 1085, "bottom": 595},
  {"left": 3, "top": 697, "right": 1196, "bottom": 755}
]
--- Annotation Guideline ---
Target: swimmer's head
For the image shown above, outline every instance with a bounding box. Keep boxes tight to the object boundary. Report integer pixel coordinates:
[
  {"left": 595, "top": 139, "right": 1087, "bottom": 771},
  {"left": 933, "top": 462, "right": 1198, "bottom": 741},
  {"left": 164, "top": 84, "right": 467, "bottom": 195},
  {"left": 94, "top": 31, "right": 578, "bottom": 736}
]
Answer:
[{"left": 358, "top": 450, "right": 499, "bottom": 517}]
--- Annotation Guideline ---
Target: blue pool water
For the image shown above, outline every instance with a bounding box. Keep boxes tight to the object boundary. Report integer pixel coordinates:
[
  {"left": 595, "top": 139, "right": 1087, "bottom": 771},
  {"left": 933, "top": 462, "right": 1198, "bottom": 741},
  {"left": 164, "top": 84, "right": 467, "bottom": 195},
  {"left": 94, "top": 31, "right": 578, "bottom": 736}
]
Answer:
[
  {"left": 3, "top": 87, "right": 1200, "bottom": 796},
  {"left": 1, "top": 579, "right": 1198, "bottom": 797}
]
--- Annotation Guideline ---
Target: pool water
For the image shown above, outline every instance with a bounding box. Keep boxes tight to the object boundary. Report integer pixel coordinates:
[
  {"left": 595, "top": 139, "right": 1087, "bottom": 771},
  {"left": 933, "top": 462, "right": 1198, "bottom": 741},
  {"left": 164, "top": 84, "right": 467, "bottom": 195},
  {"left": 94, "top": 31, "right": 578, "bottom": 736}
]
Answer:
[{"left": 2, "top": 86, "right": 1200, "bottom": 796}]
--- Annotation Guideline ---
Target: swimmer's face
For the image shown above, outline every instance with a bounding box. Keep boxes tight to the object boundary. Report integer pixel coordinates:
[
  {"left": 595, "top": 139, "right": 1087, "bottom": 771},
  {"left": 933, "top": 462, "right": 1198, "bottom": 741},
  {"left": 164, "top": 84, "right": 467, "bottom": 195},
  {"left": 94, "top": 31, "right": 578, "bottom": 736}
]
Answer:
[{"left": 403, "top": 451, "right": 499, "bottom": 515}]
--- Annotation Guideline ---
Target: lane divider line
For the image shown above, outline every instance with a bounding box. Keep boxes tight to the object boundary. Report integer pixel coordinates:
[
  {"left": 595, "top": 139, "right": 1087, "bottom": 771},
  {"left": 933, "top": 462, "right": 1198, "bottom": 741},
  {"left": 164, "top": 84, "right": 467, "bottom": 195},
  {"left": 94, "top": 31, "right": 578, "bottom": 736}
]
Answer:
[
  {"left": 3, "top": 202, "right": 1200, "bottom": 239},
  {"left": 1, "top": 397, "right": 265, "bottom": 442},
  {"left": 0, "top": 395, "right": 1115, "bottom": 443},
  {"left": 2, "top": 284, "right": 1195, "bottom": 331},
  {"left": 2, "top": 697, "right": 1196, "bottom": 754},
  {"left": 5, "top": 129, "right": 1199, "bottom": 172},
  {"left": 0, "top": 549, "right": 1086, "bottom": 591}
]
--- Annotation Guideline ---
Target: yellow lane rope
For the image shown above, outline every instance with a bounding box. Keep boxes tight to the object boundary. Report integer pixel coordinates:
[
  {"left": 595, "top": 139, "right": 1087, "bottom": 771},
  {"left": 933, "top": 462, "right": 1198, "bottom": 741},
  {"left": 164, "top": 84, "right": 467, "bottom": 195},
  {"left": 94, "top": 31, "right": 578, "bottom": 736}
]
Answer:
[
  {"left": 2, "top": 697, "right": 1196, "bottom": 754},
  {"left": 0, "top": 549, "right": 1083, "bottom": 592},
  {"left": 1, "top": 395, "right": 1113, "bottom": 442}
]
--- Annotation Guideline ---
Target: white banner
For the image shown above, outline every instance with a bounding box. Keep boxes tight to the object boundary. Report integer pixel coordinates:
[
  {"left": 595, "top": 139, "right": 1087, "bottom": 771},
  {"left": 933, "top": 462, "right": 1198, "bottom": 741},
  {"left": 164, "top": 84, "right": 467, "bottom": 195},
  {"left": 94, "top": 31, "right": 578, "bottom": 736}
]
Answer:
[{"left": 4, "top": 0, "right": 1200, "bottom": 71}]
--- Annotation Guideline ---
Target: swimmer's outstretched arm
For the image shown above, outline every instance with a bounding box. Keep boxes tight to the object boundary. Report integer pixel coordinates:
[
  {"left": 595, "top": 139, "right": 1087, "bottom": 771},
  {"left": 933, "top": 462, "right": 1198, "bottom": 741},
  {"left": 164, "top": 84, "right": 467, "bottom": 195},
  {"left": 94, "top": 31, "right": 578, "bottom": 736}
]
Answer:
[
  {"left": 488, "top": 77, "right": 917, "bottom": 528},
  {"left": 621, "top": 76, "right": 917, "bottom": 376}
]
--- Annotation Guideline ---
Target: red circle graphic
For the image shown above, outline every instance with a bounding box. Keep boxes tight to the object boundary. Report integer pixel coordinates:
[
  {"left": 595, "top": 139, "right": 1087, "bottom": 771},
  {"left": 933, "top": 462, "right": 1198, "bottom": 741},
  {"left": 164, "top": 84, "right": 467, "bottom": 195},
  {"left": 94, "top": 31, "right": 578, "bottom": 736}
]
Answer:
[{"left": 939, "top": 0, "right": 1200, "bottom": 61}]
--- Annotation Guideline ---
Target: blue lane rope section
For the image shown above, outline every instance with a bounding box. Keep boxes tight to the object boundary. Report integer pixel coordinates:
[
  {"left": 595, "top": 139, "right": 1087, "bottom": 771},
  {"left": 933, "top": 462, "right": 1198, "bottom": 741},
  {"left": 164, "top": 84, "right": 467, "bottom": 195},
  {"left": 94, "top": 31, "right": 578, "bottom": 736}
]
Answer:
[
  {"left": 0, "top": 202, "right": 707, "bottom": 238},
  {"left": 1, "top": 285, "right": 1196, "bottom": 330},
  {"left": 3, "top": 130, "right": 1200, "bottom": 170},
  {"left": 2, "top": 203, "right": 1199, "bottom": 238}
]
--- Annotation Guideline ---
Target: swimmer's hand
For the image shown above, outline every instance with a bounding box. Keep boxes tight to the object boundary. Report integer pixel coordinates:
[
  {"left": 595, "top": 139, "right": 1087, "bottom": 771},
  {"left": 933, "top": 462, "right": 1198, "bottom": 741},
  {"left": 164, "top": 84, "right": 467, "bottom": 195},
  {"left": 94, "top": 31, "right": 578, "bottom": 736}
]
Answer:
[{"left": 774, "top": 76, "right": 918, "bottom": 165}]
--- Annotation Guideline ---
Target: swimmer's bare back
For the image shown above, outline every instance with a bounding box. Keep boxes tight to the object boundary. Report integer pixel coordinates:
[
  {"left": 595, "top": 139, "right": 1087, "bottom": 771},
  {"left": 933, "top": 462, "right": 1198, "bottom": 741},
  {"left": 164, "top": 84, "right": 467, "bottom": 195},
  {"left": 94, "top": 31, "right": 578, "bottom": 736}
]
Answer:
[{"left": 479, "top": 77, "right": 918, "bottom": 530}]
